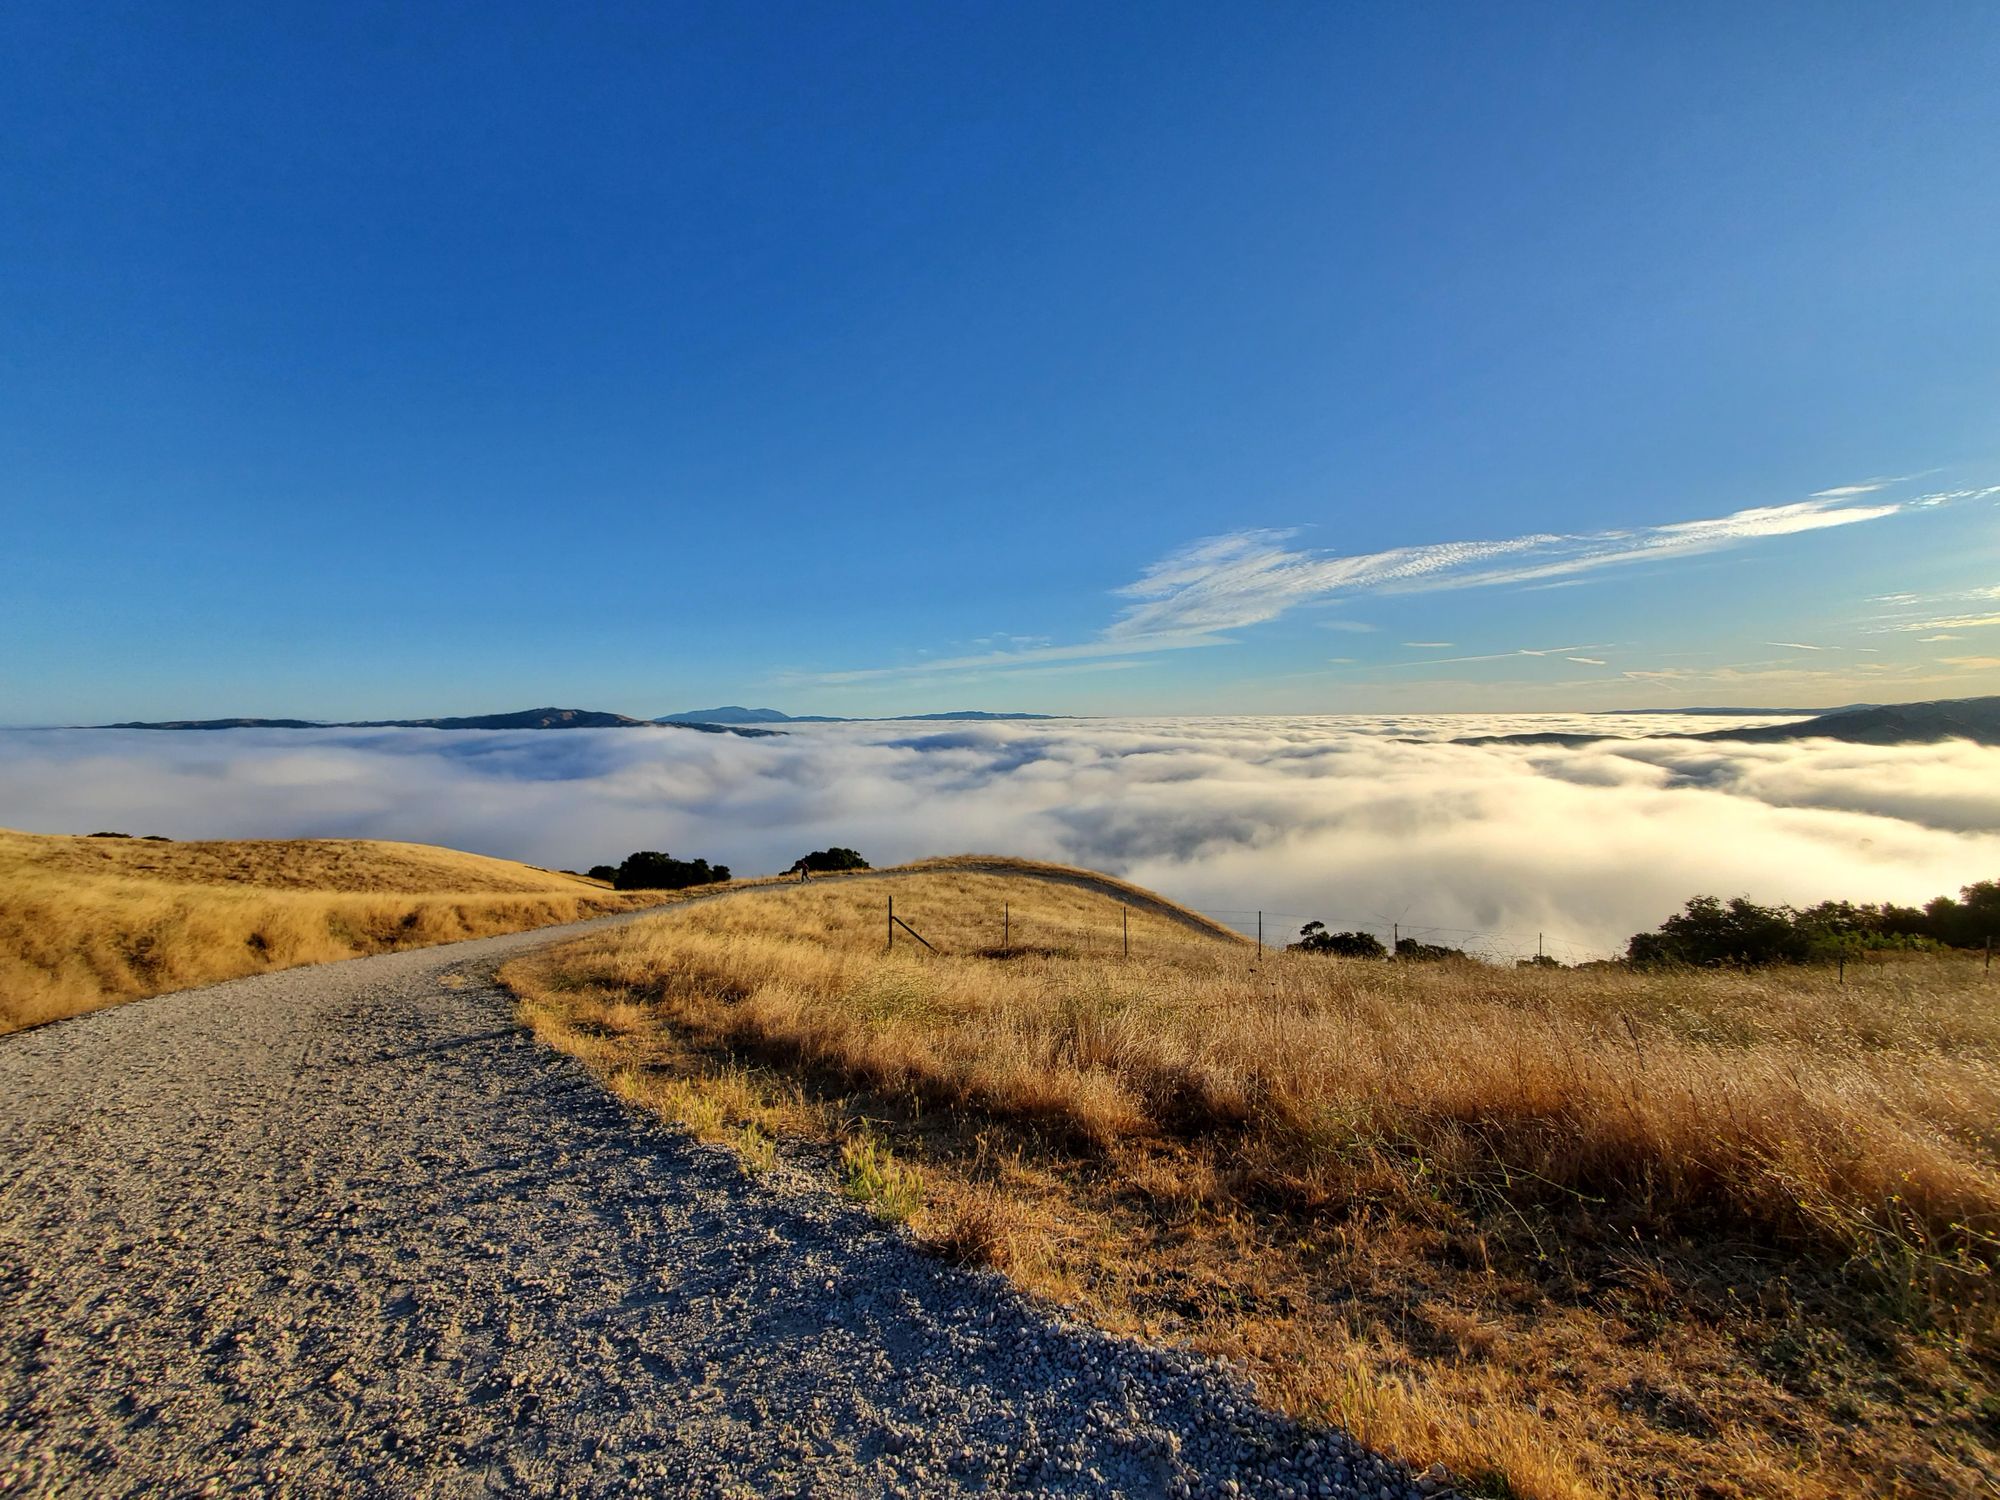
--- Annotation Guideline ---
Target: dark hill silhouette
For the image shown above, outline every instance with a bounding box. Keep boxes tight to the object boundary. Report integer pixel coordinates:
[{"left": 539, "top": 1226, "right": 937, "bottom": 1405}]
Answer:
[
  {"left": 658, "top": 706, "right": 842, "bottom": 724},
  {"left": 660, "top": 706, "right": 1060, "bottom": 724},
  {"left": 1452, "top": 695, "right": 2000, "bottom": 749},
  {"left": 105, "top": 707, "right": 781, "bottom": 737},
  {"left": 1706, "top": 697, "right": 2000, "bottom": 746}
]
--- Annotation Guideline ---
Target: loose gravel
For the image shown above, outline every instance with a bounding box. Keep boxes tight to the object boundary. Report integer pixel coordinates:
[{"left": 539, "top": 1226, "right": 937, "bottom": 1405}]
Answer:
[{"left": 0, "top": 907, "right": 1448, "bottom": 1498}]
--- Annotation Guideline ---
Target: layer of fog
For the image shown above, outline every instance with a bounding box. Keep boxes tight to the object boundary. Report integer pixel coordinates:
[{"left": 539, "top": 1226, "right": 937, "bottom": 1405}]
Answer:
[{"left": 3, "top": 715, "right": 1995, "bottom": 961}]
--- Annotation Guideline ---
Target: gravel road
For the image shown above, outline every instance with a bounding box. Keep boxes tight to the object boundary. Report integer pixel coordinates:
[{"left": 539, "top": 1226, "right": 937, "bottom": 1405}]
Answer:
[{"left": 1, "top": 901, "right": 1440, "bottom": 1498}]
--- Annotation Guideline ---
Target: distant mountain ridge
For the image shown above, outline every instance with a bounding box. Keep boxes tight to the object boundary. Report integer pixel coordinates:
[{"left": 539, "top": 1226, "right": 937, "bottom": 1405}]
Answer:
[
  {"left": 98, "top": 703, "right": 1066, "bottom": 734},
  {"left": 658, "top": 706, "right": 1061, "bottom": 724},
  {"left": 1453, "top": 695, "right": 2000, "bottom": 749},
  {"left": 658, "top": 706, "right": 841, "bottom": 725},
  {"left": 1594, "top": 704, "right": 1876, "bottom": 717},
  {"left": 104, "top": 707, "right": 781, "bottom": 737}
]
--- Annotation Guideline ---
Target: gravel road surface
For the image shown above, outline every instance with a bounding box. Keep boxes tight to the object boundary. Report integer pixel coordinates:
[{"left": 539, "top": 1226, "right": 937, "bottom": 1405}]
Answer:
[{"left": 1, "top": 900, "right": 1438, "bottom": 1498}]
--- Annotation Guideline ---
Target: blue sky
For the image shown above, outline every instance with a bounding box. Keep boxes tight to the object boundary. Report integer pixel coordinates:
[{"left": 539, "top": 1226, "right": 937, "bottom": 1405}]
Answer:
[{"left": 4, "top": 2, "right": 1997, "bottom": 722}]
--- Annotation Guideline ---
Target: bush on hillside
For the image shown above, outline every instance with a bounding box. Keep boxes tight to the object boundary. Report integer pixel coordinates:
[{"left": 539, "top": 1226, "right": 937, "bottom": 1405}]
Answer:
[
  {"left": 610, "top": 851, "right": 731, "bottom": 891},
  {"left": 1289, "top": 921, "right": 1386, "bottom": 959},
  {"left": 1629, "top": 880, "right": 1996, "bottom": 967},
  {"left": 1629, "top": 895, "right": 1808, "bottom": 968},
  {"left": 796, "top": 846, "right": 870, "bottom": 873},
  {"left": 1395, "top": 935, "right": 1465, "bottom": 962},
  {"left": 1926, "top": 879, "right": 2000, "bottom": 949}
]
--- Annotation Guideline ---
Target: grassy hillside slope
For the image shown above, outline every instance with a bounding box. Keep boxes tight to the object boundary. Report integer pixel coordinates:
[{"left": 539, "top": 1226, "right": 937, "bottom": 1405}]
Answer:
[
  {"left": 0, "top": 829, "right": 674, "bottom": 1033},
  {"left": 505, "top": 865, "right": 2000, "bottom": 1500}
]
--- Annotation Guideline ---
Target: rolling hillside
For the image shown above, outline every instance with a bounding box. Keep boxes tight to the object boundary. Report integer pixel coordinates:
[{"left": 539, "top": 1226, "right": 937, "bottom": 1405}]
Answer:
[
  {"left": 506, "top": 863, "right": 2000, "bottom": 1500},
  {"left": 0, "top": 829, "right": 677, "bottom": 1033}
]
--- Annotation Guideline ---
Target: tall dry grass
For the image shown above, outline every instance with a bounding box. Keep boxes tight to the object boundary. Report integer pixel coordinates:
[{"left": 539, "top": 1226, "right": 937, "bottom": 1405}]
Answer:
[
  {"left": 508, "top": 868, "right": 2000, "bottom": 1499},
  {"left": 0, "top": 828, "right": 671, "bottom": 1032},
  {"left": 518, "top": 871, "right": 2000, "bottom": 1278}
]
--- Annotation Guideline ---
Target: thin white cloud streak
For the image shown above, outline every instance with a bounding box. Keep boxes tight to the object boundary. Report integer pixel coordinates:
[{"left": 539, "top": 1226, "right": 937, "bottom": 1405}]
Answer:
[
  {"left": 1881, "top": 613, "right": 2000, "bottom": 633},
  {"left": 2, "top": 720, "right": 1996, "bottom": 960},
  {"left": 797, "top": 631, "right": 1222, "bottom": 687},
  {"left": 1345, "top": 644, "right": 1610, "bottom": 670},
  {"left": 802, "top": 483, "right": 1959, "bottom": 686}
]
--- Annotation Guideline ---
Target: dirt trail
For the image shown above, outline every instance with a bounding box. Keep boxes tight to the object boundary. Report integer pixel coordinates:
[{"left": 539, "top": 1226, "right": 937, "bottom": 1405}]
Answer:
[{"left": 0, "top": 880, "right": 1423, "bottom": 1498}]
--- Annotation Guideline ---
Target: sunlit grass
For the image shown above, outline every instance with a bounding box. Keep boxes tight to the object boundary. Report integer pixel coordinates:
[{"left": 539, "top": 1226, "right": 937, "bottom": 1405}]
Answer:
[
  {"left": 508, "top": 864, "right": 2000, "bottom": 1499},
  {"left": 0, "top": 827, "right": 677, "bottom": 1031}
]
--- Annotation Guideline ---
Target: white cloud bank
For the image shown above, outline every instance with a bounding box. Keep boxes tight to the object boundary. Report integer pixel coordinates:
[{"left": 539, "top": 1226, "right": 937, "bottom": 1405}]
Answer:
[{"left": 3, "top": 718, "right": 1995, "bottom": 962}]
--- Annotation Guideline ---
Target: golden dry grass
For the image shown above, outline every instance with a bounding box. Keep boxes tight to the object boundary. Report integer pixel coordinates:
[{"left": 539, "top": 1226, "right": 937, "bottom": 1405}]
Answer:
[
  {"left": 0, "top": 827, "right": 681, "bottom": 1032},
  {"left": 507, "top": 865, "right": 2000, "bottom": 1500}
]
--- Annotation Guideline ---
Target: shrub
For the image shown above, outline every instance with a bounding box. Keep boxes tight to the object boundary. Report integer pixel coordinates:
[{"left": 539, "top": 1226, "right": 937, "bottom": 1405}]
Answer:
[
  {"left": 1629, "top": 895, "right": 1808, "bottom": 967},
  {"left": 1927, "top": 880, "right": 2000, "bottom": 949},
  {"left": 797, "top": 846, "right": 870, "bottom": 873},
  {"left": 611, "top": 851, "right": 731, "bottom": 891},
  {"left": 1289, "top": 920, "right": 1386, "bottom": 959},
  {"left": 1395, "top": 936, "right": 1465, "bottom": 962},
  {"left": 1628, "top": 880, "right": 1998, "bottom": 967}
]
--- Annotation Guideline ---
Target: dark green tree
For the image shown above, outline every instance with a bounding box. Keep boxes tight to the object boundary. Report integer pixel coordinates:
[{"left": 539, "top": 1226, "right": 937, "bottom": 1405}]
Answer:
[
  {"left": 1925, "top": 881, "right": 2000, "bottom": 949},
  {"left": 611, "top": 851, "right": 731, "bottom": 891},
  {"left": 1289, "top": 920, "right": 1386, "bottom": 959},
  {"left": 1627, "top": 895, "right": 1811, "bottom": 967},
  {"left": 1395, "top": 936, "right": 1465, "bottom": 962},
  {"left": 797, "top": 847, "right": 870, "bottom": 872}
]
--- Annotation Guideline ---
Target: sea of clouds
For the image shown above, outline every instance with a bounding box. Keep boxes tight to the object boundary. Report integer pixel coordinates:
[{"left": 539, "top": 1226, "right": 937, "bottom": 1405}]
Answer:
[{"left": 3, "top": 715, "right": 1996, "bottom": 961}]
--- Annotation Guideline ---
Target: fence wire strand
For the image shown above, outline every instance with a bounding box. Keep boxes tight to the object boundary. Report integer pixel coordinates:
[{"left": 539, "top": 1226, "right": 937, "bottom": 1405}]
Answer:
[{"left": 879, "top": 897, "right": 1619, "bottom": 965}]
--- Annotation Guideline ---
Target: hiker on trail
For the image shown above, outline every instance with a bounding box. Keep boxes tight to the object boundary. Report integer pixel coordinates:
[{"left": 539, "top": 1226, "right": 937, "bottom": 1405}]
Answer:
[{"left": 793, "top": 858, "right": 812, "bottom": 883}]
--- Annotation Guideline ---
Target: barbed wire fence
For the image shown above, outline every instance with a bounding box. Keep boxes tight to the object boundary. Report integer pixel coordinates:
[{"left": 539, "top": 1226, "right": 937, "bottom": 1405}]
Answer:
[
  {"left": 1195, "top": 908, "right": 1615, "bottom": 966},
  {"left": 877, "top": 890, "right": 1620, "bottom": 966}
]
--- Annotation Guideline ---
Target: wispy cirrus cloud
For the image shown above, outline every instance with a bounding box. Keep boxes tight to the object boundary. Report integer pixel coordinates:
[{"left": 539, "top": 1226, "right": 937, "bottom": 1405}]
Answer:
[
  {"left": 800, "top": 481, "right": 1978, "bottom": 686},
  {"left": 1341, "top": 643, "right": 1612, "bottom": 671},
  {"left": 1884, "top": 613, "right": 2000, "bottom": 634}
]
